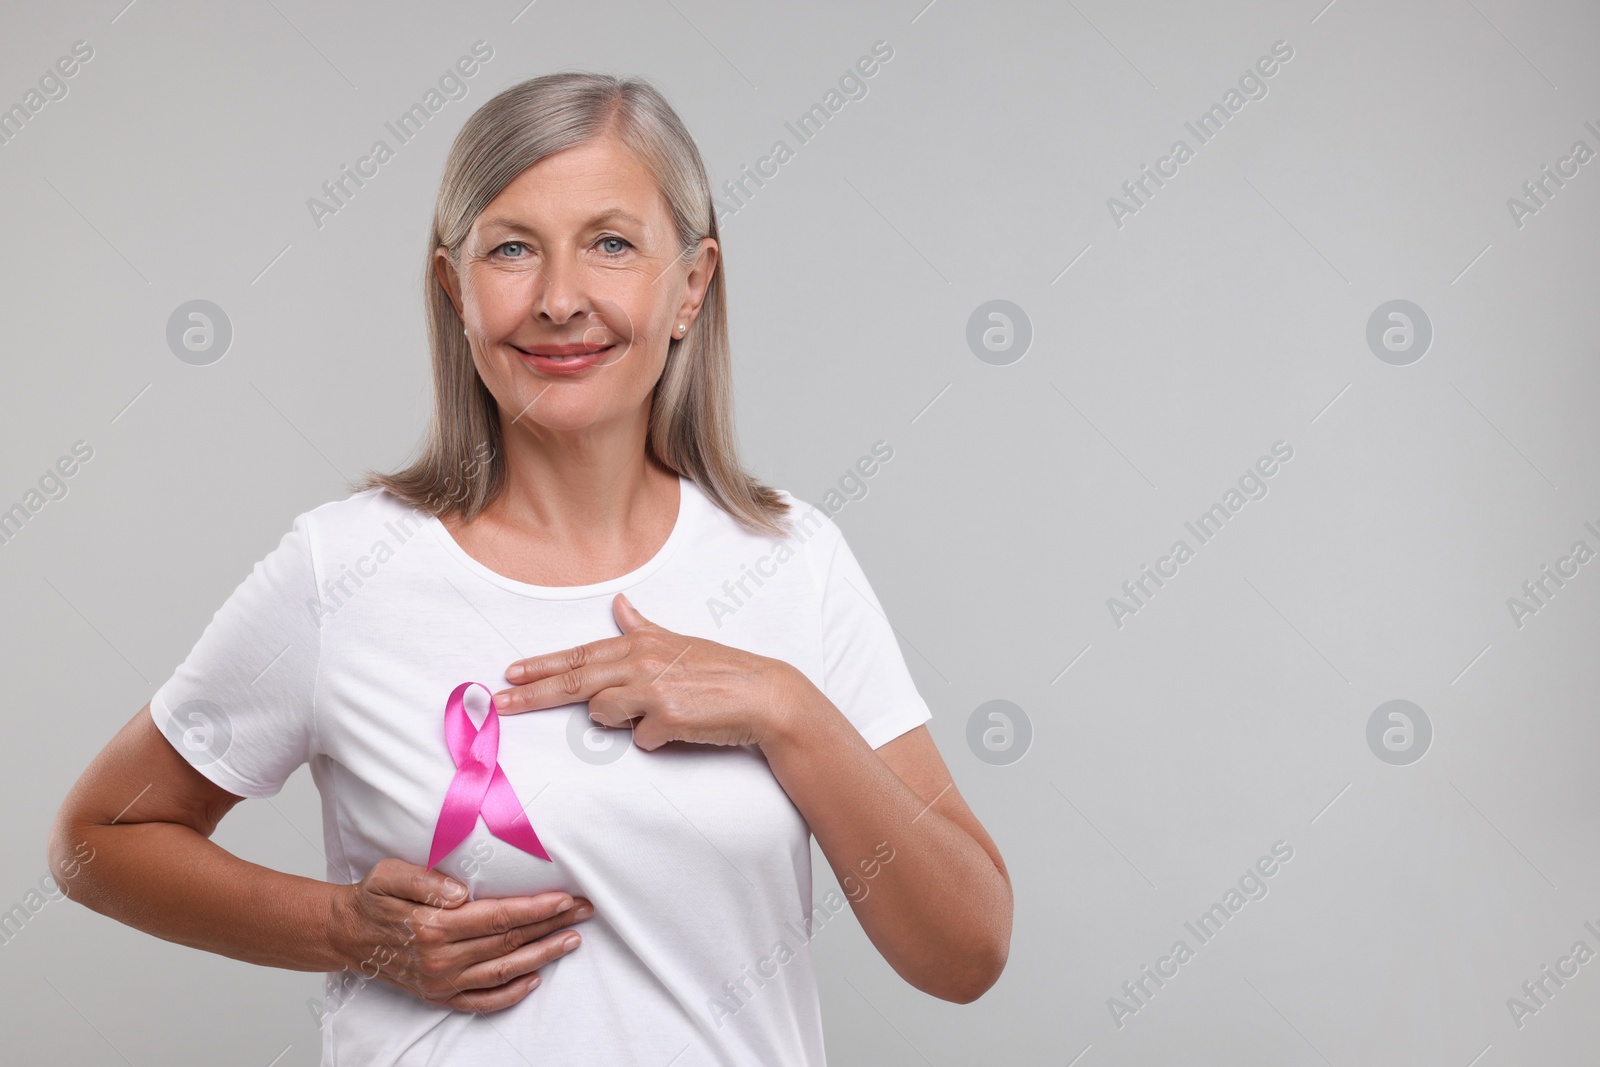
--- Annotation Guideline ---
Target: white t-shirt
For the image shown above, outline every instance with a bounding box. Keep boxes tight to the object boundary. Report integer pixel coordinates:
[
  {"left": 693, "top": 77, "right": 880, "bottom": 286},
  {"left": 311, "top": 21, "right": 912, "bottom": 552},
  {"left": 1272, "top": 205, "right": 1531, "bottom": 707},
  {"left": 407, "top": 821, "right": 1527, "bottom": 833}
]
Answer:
[{"left": 149, "top": 474, "right": 932, "bottom": 1067}]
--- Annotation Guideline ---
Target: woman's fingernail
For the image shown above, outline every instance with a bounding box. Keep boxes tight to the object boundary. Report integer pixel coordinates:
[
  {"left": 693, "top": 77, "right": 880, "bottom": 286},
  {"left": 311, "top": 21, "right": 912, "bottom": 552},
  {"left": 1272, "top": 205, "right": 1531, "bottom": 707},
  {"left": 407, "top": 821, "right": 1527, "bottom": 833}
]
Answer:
[
  {"left": 506, "top": 664, "right": 525, "bottom": 681},
  {"left": 494, "top": 692, "right": 510, "bottom": 709},
  {"left": 562, "top": 934, "right": 581, "bottom": 950},
  {"left": 557, "top": 899, "right": 574, "bottom": 912}
]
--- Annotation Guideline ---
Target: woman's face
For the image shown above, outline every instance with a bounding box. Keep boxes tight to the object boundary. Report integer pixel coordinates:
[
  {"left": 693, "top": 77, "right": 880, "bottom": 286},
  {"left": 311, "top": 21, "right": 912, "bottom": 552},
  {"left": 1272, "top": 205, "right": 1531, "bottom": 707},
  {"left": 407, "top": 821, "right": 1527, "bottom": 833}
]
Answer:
[{"left": 434, "top": 131, "right": 717, "bottom": 440}]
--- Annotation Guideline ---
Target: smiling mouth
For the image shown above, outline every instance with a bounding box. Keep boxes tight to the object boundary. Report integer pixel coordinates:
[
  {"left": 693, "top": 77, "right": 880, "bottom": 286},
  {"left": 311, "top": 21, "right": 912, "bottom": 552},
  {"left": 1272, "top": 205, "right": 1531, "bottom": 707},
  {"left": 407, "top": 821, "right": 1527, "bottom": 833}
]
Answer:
[
  {"left": 544, "top": 348, "right": 611, "bottom": 361},
  {"left": 515, "top": 343, "right": 616, "bottom": 360},
  {"left": 518, "top": 340, "right": 611, "bottom": 351}
]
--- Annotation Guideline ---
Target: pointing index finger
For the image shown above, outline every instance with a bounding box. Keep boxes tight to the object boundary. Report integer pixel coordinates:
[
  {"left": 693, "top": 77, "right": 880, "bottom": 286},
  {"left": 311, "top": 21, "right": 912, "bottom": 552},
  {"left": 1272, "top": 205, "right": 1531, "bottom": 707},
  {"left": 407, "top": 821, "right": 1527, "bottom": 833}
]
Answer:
[
  {"left": 495, "top": 656, "right": 632, "bottom": 713},
  {"left": 505, "top": 636, "right": 621, "bottom": 683}
]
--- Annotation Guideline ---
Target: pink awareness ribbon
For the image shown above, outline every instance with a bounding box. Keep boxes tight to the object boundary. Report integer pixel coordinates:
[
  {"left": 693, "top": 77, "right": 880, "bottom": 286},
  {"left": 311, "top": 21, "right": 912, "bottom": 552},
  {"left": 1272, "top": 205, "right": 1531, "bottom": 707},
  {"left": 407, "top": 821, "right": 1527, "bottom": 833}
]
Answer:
[{"left": 427, "top": 681, "right": 551, "bottom": 868}]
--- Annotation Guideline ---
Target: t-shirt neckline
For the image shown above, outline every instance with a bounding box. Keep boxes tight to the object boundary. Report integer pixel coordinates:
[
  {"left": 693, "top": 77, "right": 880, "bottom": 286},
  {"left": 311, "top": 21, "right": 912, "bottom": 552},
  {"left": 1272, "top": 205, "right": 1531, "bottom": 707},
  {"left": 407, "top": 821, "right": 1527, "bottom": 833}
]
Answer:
[{"left": 423, "top": 473, "right": 696, "bottom": 600}]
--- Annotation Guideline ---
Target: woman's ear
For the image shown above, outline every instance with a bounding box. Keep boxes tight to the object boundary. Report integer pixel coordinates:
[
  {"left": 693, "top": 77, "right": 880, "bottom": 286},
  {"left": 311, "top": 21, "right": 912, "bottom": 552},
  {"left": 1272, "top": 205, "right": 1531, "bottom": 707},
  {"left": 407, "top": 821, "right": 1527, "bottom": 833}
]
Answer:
[
  {"left": 434, "top": 246, "right": 464, "bottom": 318},
  {"left": 677, "top": 238, "right": 718, "bottom": 324}
]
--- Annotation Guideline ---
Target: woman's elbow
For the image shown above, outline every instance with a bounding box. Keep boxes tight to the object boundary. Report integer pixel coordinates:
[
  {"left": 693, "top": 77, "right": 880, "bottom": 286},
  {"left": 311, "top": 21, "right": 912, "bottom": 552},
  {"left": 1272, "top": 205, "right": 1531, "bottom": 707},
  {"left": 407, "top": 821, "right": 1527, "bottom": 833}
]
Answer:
[
  {"left": 46, "top": 798, "right": 103, "bottom": 902},
  {"left": 952, "top": 879, "right": 1013, "bottom": 1003},
  {"left": 943, "top": 937, "right": 1010, "bottom": 1004},
  {"left": 918, "top": 910, "right": 1012, "bottom": 1004},
  {"left": 949, "top": 870, "right": 1013, "bottom": 1003}
]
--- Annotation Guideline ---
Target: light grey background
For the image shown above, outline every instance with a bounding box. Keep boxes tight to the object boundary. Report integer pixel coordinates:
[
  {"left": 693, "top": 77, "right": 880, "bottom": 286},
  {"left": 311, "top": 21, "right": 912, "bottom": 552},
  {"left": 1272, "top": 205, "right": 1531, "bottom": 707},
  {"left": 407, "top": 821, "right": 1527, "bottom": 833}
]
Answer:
[{"left": 4, "top": 0, "right": 1598, "bottom": 1063}]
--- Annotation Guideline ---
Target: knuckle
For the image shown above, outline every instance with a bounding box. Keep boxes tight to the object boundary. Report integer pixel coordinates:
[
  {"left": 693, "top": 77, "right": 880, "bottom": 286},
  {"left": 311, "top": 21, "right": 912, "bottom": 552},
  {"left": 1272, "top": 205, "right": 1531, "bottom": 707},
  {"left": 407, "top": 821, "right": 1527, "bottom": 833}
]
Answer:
[
  {"left": 566, "top": 644, "right": 590, "bottom": 672},
  {"left": 560, "top": 669, "right": 584, "bottom": 696},
  {"left": 489, "top": 904, "right": 515, "bottom": 936},
  {"left": 489, "top": 958, "right": 518, "bottom": 987}
]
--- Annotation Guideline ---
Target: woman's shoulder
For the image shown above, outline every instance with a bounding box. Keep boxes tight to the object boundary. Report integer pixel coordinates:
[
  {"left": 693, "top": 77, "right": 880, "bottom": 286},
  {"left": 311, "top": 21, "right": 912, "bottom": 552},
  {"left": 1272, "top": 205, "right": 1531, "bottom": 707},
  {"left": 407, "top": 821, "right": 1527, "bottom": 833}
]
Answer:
[
  {"left": 291, "top": 486, "right": 436, "bottom": 552},
  {"left": 691, "top": 480, "right": 841, "bottom": 552},
  {"left": 772, "top": 487, "right": 838, "bottom": 547}
]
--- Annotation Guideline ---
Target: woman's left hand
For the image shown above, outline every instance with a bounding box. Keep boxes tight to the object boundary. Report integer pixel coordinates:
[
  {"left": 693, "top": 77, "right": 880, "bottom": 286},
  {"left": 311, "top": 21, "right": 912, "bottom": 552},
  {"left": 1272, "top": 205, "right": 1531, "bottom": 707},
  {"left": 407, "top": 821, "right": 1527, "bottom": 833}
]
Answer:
[{"left": 493, "top": 593, "right": 810, "bottom": 752}]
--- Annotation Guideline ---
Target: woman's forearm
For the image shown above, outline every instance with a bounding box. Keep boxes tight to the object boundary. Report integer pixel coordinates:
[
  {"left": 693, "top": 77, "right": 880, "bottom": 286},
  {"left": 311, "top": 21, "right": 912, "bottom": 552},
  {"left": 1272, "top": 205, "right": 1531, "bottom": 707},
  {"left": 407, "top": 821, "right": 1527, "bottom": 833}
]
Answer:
[
  {"left": 758, "top": 675, "right": 1011, "bottom": 1002},
  {"left": 49, "top": 817, "right": 351, "bottom": 973}
]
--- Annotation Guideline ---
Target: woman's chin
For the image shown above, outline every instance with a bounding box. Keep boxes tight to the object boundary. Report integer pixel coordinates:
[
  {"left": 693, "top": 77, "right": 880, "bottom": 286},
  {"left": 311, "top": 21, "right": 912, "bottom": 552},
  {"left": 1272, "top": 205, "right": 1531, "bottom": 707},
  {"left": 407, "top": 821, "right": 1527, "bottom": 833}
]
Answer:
[{"left": 501, "top": 395, "right": 626, "bottom": 433}]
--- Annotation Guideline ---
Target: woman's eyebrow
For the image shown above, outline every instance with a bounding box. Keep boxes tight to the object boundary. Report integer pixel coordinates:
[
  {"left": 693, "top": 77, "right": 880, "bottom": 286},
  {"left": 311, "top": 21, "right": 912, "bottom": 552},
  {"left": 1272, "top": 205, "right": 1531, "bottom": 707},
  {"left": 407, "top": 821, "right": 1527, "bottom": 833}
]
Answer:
[{"left": 479, "top": 208, "right": 647, "bottom": 232}]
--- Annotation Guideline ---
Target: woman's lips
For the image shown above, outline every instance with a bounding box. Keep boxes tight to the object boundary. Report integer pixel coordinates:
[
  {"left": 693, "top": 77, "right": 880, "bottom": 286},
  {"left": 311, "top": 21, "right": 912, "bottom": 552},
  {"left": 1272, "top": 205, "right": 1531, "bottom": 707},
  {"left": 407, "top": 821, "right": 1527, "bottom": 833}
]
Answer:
[
  {"left": 522, "top": 342, "right": 612, "bottom": 357},
  {"left": 517, "top": 343, "right": 615, "bottom": 374}
]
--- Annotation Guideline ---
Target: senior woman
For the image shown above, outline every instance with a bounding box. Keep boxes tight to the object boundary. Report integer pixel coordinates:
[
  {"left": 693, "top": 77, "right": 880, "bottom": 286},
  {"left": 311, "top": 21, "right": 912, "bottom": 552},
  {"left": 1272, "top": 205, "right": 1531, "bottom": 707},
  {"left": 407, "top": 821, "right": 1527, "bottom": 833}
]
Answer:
[{"left": 49, "top": 72, "right": 1011, "bottom": 1065}]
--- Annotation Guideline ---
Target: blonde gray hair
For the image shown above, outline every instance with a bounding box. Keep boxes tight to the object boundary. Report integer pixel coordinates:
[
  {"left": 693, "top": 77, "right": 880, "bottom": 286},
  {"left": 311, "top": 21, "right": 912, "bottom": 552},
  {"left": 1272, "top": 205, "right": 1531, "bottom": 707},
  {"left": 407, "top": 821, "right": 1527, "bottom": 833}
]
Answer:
[{"left": 352, "top": 71, "right": 791, "bottom": 538}]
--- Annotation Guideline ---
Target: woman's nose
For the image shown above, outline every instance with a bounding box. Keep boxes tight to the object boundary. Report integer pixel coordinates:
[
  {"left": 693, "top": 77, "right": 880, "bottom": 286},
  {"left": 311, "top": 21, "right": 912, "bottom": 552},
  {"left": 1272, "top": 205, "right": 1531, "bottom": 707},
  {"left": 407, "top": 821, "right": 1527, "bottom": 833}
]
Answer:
[{"left": 533, "top": 251, "right": 589, "bottom": 328}]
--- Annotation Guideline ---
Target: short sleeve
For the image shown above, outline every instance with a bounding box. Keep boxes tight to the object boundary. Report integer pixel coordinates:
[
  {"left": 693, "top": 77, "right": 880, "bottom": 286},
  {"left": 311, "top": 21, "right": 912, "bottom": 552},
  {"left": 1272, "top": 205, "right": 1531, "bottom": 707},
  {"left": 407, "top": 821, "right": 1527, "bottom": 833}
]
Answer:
[
  {"left": 808, "top": 515, "right": 934, "bottom": 749},
  {"left": 148, "top": 510, "right": 322, "bottom": 798}
]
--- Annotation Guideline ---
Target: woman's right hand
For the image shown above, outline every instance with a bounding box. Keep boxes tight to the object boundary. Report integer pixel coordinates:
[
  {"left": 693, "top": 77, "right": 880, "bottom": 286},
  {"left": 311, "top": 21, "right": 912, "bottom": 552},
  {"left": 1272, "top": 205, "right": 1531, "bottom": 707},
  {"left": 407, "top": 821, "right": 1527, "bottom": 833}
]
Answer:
[{"left": 332, "top": 857, "right": 594, "bottom": 1013}]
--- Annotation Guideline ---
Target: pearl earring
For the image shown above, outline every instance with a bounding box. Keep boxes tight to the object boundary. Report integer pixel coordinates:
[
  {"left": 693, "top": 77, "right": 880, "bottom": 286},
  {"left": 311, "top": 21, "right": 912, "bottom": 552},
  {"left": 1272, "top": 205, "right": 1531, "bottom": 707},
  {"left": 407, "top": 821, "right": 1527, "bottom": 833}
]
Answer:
[{"left": 676, "top": 323, "right": 685, "bottom": 334}]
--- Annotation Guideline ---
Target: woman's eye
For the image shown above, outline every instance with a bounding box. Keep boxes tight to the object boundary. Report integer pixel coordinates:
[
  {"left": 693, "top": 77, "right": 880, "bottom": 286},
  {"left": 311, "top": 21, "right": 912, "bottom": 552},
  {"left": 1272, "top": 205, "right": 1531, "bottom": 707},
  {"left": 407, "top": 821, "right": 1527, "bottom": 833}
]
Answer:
[{"left": 491, "top": 237, "right": 629, "bottom": 258}]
